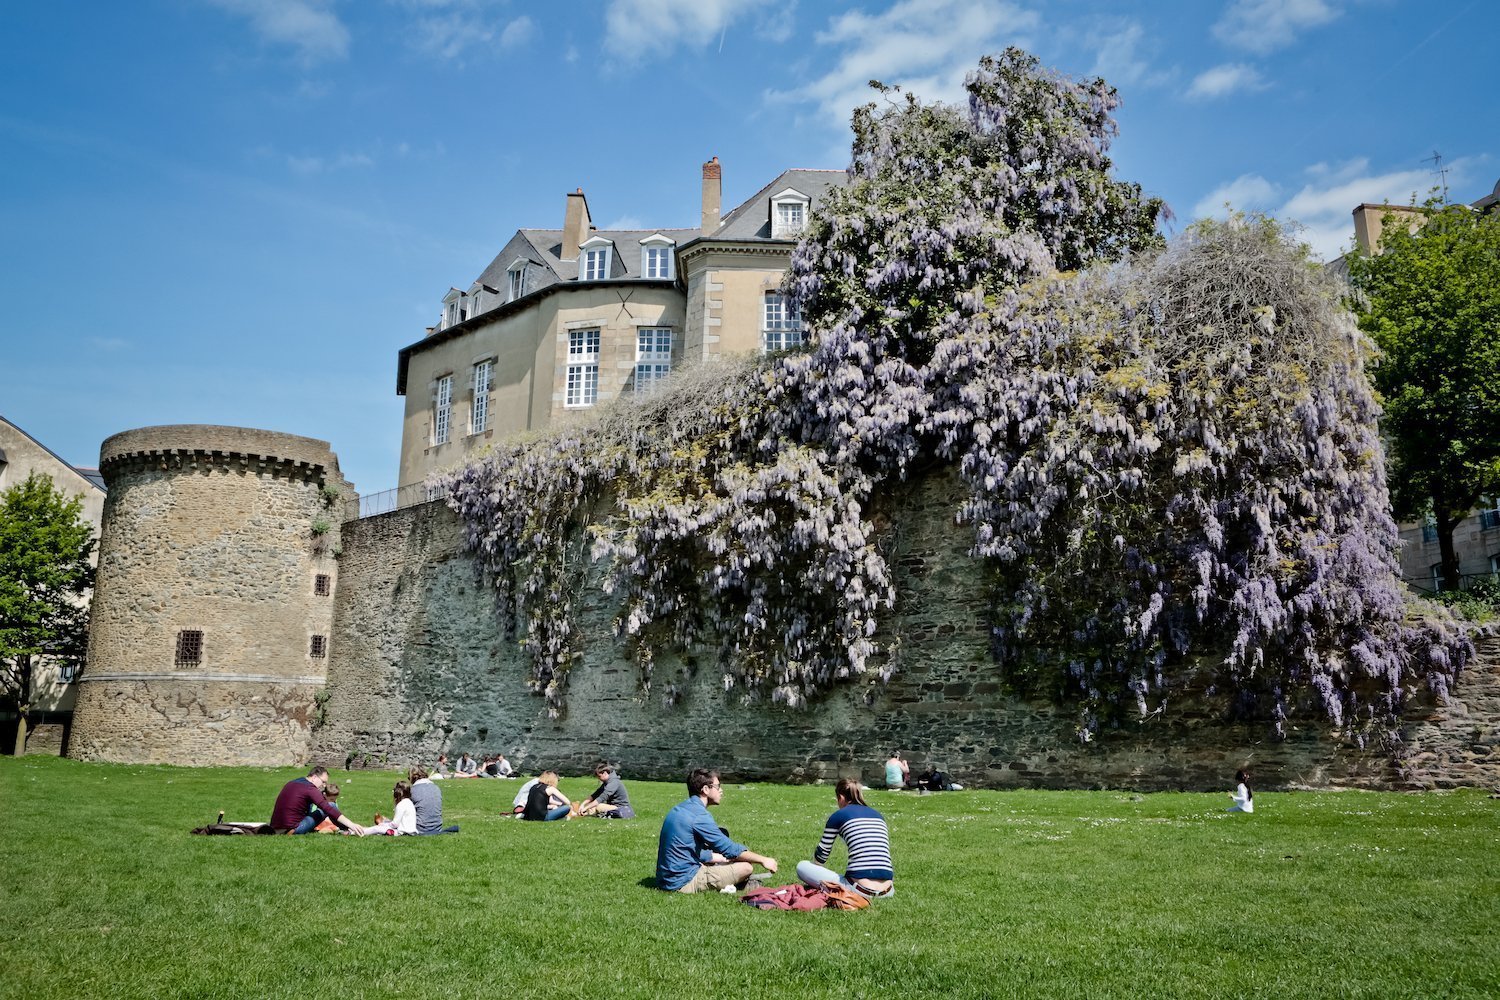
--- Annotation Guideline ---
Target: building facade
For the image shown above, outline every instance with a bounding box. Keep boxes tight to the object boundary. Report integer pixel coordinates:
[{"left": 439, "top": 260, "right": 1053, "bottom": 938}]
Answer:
[
  {"left": 394, "top": 158, "right": 847, "bottom": 487},
  {"left": 0, "top": 415, "right": 107, "bottom": 754}
]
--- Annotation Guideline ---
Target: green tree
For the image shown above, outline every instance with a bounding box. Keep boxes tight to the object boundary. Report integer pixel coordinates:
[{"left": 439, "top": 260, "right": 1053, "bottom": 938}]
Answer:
[
  {"left": 0, "top": 472, "right": 96, "bottom": 754},
  {"left": 1348, "top": 202, "right": 1500, "bottom": 593}
]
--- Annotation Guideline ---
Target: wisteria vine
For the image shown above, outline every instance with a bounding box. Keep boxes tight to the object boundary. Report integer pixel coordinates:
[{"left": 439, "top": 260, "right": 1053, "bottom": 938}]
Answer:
[{"left": 436, "top": 49, "right": 1468, "bottom": 732}]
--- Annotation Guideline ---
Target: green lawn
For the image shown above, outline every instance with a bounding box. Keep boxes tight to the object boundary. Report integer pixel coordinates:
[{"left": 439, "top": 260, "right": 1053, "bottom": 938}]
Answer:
[{"left": 2, "top": 757, "right": 1496, "bottom": 999}]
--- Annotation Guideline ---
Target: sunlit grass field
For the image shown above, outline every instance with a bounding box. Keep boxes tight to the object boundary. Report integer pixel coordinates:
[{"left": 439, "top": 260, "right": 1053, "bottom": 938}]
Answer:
[{"left": 2, "top": 756, "right": 1496, "bottom": 999}]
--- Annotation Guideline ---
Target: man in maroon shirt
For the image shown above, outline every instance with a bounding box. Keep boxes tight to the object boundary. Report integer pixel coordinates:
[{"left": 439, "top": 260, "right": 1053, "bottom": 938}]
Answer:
[{"left": 270, "top": 766, "right": 367, "bottom": 835}]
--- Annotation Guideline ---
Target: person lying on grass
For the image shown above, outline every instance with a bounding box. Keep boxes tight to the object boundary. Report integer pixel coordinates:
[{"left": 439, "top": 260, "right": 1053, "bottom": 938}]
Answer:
[
  {"left": 270, "top": 765, "right": 367, "bottom": 836},
  {"left": 367, "top": 780, "right": 417, "bottom": 836},
  {"left": 574, "top": 763, "right": 635, "bottom": 819},
  {"left": 522, "top": 771, "right": 573, "bottom": 821},
  {"left": 656, "top": 768, "right": 777, "bottom": 894},
  {"left": 796, "top": 777, "right": 894, "bottom": 900}
]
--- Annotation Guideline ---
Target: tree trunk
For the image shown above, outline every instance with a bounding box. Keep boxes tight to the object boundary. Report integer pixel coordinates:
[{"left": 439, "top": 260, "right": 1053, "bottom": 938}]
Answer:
[
  {"left": 1437, "top": 514, "right": 1463, "bottom": 593},
  {"left": 9, "top": 654, "right": 31, "bottom": 756}
]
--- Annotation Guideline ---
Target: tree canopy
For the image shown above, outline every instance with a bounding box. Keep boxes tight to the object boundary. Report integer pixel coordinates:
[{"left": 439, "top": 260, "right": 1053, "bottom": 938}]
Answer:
[
  {"left": 1348, "top": 201, "right": 1500, "bottom": 592},
  {"left": 0, "top": 472, "right": 96, "bottom": 753}
]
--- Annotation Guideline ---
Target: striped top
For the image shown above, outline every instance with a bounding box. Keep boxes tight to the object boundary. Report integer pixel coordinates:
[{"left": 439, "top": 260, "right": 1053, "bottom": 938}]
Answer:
[{"left": 814, "top": 803, "right": 893, "bottom": 881}]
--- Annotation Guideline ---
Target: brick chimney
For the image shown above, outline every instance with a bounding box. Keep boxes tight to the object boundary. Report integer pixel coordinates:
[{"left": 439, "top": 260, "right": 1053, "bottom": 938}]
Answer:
[
  {"left": 701, "top": 156, "right": 722, "bottom": 235},
  {"left": 562, "top": 188, "right": 591, "bottom": 261}
]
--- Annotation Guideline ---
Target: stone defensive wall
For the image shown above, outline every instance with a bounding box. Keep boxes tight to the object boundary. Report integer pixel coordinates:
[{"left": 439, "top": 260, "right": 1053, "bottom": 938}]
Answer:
[
  {"left": 70, "top": 425, "right": 351, "bottom": 766},
  {"left": 311, "top": 476, "right": 1500, "bottom": 791}
]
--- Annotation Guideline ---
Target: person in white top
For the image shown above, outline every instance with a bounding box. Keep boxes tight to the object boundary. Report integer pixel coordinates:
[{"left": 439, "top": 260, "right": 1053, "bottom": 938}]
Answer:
[
  {"left": 512, "top": 776, "right": 540, "bottom": 815},
  {"left": 1228, "top": 769, "right": 1254, "bottom": 813},
  {"left": 367, "top": 780, "right": 419, "bottom": 835}
]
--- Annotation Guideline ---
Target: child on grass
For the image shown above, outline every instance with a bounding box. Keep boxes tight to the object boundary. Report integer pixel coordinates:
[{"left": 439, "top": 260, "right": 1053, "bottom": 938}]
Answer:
[
  {"left": 1228, "top": 769, "right": 1254, "bottom": 813},
  {"left": 367, "top": 780, "right": 417, "bottom": 835}
]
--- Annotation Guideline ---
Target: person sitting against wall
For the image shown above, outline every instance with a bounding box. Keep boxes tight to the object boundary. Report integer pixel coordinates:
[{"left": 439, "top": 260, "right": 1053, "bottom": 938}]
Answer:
[
  {"left": 915, "top": 765, "right": 964, "bottom": 792},
  {"left": 522, "top": 771, "right": 573, "bottom": 821},
  {"left": 884, "top": 751, "right": 910, "bottom": 791},
  {"left": 431, "top": 754, "right": 451, "bottom": 780},
  {"left": 796, "top": 777, "right": 895, "bottom": 900},
  {"left": 408, "top": 767, "right": 460, "bottom": 834},
  {"left": 574, "top": 763, "right": 635, "bottom": 818},
  {"left": 484, "top": 753, "right": 515, "bottom": 778},
  {"left": 269, "top": 766, "right": 367, "bottom": 835},
  {"left": 454, "top": 752, "right": 480, "bottom": 778}
]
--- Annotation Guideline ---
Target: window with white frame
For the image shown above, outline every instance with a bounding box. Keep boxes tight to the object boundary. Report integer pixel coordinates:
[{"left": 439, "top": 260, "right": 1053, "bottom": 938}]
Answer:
[
  {"left": 641, "top": 237, "right": 675, "bottom": 279},
  {"left": 762, "top": 292, "right": 804, "bottom": 352},
  {"left": 771, "top": 189, "right": 811, "bottom": 238},
  {"left": 635, "top": 328, "right": 672, "bottom": 395},
  {"left": 566, "top": 329, "right": 600, "bottom": 407},
  {"left": 583, "top": 245, "right": 612, "bottom": 281},
  {"left": 1430, "top": 563, "right": 1444, "bottom": 592},
  {"left": 471, "top": 360, "right": 493, "bottom": 434},
  {"left": 433, "top": 374, "right": 453, "bottom": 444},
  {"left": 508, "top": 265, "right": 527, "bottom": 301}
]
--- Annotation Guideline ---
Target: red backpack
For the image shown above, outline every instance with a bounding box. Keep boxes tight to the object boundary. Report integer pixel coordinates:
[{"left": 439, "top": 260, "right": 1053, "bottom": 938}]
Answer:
[{"left": 741, "top": 884, "right": 828, "bottom": 911}]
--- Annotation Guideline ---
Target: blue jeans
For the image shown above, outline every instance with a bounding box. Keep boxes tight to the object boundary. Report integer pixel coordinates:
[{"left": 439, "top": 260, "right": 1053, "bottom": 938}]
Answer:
[
  {"left": 544, "top": 805, "right": 571, "bottom": 821},
  {"left": 292, "top": 813, "right": 321, "bottom": 835}
]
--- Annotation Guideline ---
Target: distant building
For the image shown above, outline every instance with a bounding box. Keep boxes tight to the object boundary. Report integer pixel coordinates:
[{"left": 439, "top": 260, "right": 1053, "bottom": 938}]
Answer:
[
  {"left": 394, "top": 158, "right": 847, "bottom": 487},
  {"left": 0, "top": 415, "right": 107, "bottom": 754},
  {"left": 1342, "top": 179, "right": 1500, "bottom": 592}
]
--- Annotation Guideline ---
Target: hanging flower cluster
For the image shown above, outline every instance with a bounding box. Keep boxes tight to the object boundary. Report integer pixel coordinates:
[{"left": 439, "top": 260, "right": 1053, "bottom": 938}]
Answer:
[{"left": 435, "top": 49, "right": 1468, "bottom": 732}]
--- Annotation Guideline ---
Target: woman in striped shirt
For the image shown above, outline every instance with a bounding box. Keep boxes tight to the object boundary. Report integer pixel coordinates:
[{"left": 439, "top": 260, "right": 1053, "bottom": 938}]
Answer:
[{"left": 796, "top": 777, "right": 895, "bottom": 899}]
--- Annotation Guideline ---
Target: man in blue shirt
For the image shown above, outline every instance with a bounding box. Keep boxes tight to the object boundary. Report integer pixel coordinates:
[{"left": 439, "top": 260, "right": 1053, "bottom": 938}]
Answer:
[{"left": 656, "top": 768, "right": 778, "bottom": 893}]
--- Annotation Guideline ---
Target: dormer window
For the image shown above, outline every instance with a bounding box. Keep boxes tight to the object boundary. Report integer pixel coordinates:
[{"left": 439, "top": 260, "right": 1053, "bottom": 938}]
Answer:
[
  {"left": 580, "top": 237, "right": 614, "bottom": 281},
  {"left": 441, "top": 288, "right": 467, "bottom": 329},
  {"left": 508, "top": 265, "right": 527, "bottom": 301},
  {"left": 640, "top": 234, "right": 676, "bottom": 280},
  {"left": 770, "top": 188, "right": 811, "bottom": 239}
]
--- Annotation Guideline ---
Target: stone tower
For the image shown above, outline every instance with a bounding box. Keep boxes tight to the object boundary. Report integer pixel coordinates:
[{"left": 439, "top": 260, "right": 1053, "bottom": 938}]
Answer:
[{"left": 69, "top": 425, "right": 352, "bottom": 766}]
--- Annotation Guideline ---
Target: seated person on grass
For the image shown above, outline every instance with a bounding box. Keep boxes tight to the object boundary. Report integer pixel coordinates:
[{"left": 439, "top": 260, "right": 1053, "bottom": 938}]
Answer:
[
  {"left": 512, "top": 775, "right": 538, "bottom": 815},
  {"left": 484, "top": 753, "right": 514, "bottom": 778},
  {"left": 522, "top": 771, "right": 573, "bottom": 821},
  {"left": 311, "top": 782, "right": 343, "bottom": 832},
  {"left": 796, "top": 777, "right": 894, "bottom": 900},
  {"left": 655, "top": 768, "right": 777, "bottom": 894},
  {"left": 270, "top": 766, "right": 367, "bottom": 835},
  {"left": 367, "top": 780, "right": 418, "bottom": 835},
  {"left": 454, "top": 752, "right": 479, "bottom": 778},
  {"left": 408, "top": 767, "right": 460, "bottom": 834},
  {"left": 574, "top": 763, "right": 635, "bottom": 819}
]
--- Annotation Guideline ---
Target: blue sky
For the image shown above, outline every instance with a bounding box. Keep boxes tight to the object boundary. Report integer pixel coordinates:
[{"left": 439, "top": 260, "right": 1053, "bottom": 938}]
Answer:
[{"left": 2, "top": 0, "right": 1493, "bottom": 495}]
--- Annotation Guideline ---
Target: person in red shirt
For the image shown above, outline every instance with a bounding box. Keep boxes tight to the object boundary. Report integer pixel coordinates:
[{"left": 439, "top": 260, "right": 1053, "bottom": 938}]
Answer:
[{"left": 270, "top": 766, "right": 367, "bottom": 835}]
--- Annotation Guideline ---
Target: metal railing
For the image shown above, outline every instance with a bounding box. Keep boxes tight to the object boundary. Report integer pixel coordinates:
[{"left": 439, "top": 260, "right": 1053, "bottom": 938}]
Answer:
[{"left": 343, "top": 482, "right": 441, "bottom": 521}]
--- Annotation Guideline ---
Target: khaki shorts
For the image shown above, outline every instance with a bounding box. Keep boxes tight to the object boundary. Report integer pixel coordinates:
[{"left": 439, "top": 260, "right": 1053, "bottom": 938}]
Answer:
[{"left": 677, "top": 864, "right": 744, "bottom": 894}]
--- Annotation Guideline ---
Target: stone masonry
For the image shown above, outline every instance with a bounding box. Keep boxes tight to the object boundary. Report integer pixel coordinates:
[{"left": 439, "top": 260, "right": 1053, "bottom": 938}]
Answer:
[
  {"left": 311, "top": 475, "right": 1500, "bottom": 791},
  {"left": 70, "top": 426, "right": 351, "bottom": 766}
]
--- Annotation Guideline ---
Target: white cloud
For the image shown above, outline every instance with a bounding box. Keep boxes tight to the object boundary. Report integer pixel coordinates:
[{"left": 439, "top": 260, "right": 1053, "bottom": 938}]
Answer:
[
  {"left": 601, "top": 215, "right": 646, "bottom": 231},
  {"left": 766, "top": 0, "right": 1038, "bottom": 128},
  {"left": 1212, "top": 0, "right": 1340, "bottom": 55},
  {"left": 499, "top": 16, "right": 534, "bottom": 49},
  {"left": 400, "top": 1, "right": 533, "bottom": 61},
  {"left": 1185, "top": 62, "right": 1266, "bottom": 100},
  {"left": 1088, "top": 20, "right": 1153, "bottom": 88},
  {"left": 602, "top": 0, "right": 783, "bottom": 64},
  {"left": 206, "top": 0, "right": 350, "bottom": 63},
  {"left": 1192, "top": 173, "right": 1279, "bottom": 219},
  {"left": 285, "top": 150, "right": 377, "bottom": 174},
  {"left": 1275, "top": 159, "right": 1469, "bottom": 259}
]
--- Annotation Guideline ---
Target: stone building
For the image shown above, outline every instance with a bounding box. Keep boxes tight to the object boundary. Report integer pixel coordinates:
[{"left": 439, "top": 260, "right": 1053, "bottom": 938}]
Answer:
[
  {"left": 68, "top": 425, "right": 351, "bottom": 766},
  {"left": 395, "top": 158, "right": 846, "bottom": 486},
  {"left": 0, "top": 414, "right": 107, "bottom": 754}
]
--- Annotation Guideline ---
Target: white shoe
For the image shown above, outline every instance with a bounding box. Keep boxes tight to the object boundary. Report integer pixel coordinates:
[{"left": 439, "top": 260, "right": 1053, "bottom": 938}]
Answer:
[{"left": 720, "top": 883, "right": 738, "bottom": 894}]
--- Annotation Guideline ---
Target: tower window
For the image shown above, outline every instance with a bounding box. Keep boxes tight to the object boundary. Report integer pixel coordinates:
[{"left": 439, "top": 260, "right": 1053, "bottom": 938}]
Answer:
[
  {"left": 314, "top": 574, "right": 331, "bottom": 596},
  {"left": 310, "top": 635, "right": 327, "bottom": 659},
  {"left": 175, "top": 630, "right": 203, "bottom": 667}
]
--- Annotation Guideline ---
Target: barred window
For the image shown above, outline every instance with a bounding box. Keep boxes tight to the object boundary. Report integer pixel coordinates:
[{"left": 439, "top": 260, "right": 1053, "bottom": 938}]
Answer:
[
  {"left": 314, "top": 574, "right": 331, "bottom": 596},
  {"left": 310, "top": 635, "right": 327, "bottom": 659},
  {"left": 175, "top": 630, "right": 203, "bottom": 667}
]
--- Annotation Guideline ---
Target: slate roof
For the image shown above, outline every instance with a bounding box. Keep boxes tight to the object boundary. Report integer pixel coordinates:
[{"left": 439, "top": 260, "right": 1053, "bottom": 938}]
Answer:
[{"left": 708, "top": 169, "right": 848, "bottom": 241}]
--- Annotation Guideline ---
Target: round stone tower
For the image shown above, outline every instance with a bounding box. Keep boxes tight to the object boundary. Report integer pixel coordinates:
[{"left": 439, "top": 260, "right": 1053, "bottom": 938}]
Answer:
[{"left": 70, "top": 425, "right": 353, "bottom": 766}]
